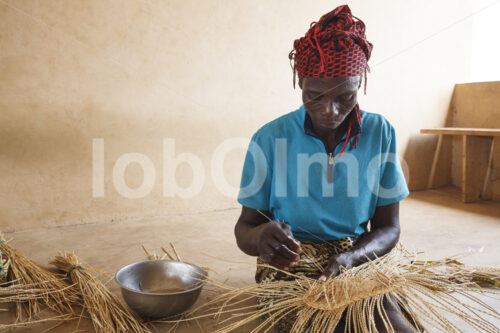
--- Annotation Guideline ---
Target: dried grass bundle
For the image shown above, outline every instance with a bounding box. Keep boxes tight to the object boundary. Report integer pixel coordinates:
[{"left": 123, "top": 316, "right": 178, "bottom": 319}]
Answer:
[
  {"left": 0, "top": 282, "right": 70, "bottom": 304},
  {"left": 183, "top": 245, "right": 500, "bottom": 333},
  {"left": 50, "top": 251, "right": 151, "bottom": 333},
  {"left": 411, "top": 259, "right": 500, "bottom": 288},
  {"left": 0, "top": 313, "right": 76, "bottom": 331},
  {"left": 0, "top": 234, "right": 78, "bottom": 321}
]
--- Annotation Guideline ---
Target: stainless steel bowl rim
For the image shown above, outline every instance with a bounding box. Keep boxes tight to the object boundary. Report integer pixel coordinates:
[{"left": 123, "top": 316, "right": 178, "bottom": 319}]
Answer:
[{"left": 115, "top": 260, "right": 206, "bottom": 296}]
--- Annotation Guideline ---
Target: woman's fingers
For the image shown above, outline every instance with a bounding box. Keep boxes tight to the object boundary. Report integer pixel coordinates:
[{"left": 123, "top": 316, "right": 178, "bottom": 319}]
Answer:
[
  {"left": 320, "top": 253, "right": 353, "bottom": 281},
  {"left": 320, "top": 264, "right": 339, "bottom": 281},
  {"left": 263, "top": 243, "right": 296, "bottom": 270},
  {"left": 271, "top": 240, "right": 299, "bottom": 261},
  {"left": 282, "top": 236, "right": 302, "bottom": 254},
  {"left": 258, "top": 221, "right": 303, "bottom": 270},
  {"left": 274, "top": 223, "right": 302, "bottom": 254},
  {"left": 268, "top": 251, "right": 295, "bottom": 270}
]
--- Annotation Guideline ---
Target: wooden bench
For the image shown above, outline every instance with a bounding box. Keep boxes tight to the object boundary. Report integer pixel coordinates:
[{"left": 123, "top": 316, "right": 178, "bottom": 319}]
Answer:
[{"left": 420, "top": 128, "right": 500, "bottom": 203}]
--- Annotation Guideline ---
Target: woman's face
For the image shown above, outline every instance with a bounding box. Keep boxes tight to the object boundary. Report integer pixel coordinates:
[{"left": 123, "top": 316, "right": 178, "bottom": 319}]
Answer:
[{"left": 300, "top": 76, "right": 361, "bottom": 132}]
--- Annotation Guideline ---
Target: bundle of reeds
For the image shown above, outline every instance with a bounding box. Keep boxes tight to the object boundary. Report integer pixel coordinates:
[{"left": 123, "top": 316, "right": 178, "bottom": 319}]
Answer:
[
  {"left": 50, "top": 251, "right": 151, "bottom": 333},
  {"left": 182, "top": 245, "right": 500, "bottom": 333},
  {"left": 411, "top": 258, "right": 500, "bottom": 288},
  {"left": 0, "top": 233, "right": 78, "bottom": 321}
]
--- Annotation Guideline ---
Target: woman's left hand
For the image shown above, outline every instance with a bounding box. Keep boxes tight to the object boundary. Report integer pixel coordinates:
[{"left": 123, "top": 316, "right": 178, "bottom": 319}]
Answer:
[
  {"left": 319, "top": 203, "right": 402, "bottom": 282},
  {"left": 320, "top": 252, "right": 355, "bottom": 281}
]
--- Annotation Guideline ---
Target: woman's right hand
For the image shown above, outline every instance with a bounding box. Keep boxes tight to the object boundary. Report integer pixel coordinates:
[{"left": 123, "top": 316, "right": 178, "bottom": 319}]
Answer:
[{"left": 257, "top": 221, "right": 302, "bottom": 270}]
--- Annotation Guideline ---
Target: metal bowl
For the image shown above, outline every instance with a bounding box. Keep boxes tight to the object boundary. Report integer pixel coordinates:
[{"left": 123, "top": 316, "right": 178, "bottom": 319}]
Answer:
[{"left": 115, "top": 260, "right": 206, "bottom": 318}]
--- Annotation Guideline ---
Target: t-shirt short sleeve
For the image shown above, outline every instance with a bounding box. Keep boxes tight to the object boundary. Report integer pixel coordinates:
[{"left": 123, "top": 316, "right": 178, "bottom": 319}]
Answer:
[
  {"left": 237, "top": 132, "right": 273, "bottom": 211},
  {"left": 376, "top": 124, "right": 410, "bottom": 207}
]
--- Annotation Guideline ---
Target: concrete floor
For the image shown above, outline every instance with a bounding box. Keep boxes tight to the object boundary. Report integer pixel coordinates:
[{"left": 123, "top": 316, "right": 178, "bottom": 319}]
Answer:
[{"left": 1, "top": 187, "right": 499, "bottom": 332}]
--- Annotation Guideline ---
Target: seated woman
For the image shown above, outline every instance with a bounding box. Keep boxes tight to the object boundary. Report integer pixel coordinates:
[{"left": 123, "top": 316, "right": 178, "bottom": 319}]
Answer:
[{"left": 234, "top": 5, "right": 413, "bottom": 332}]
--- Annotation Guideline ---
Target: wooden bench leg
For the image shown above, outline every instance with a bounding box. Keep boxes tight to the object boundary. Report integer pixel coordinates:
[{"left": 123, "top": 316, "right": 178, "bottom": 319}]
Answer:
[
  {"left": 427, "top": 134, "right": 443, "bottom": 189},
  {"left": 462, "top": 135, "right": 494, "bottom": 203}
]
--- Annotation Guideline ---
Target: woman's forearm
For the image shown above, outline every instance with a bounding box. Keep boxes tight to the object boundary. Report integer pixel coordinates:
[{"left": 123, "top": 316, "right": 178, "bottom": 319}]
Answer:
[
  {"left": 348, "top": 224, "right": 400, "bottom": 267},
  {"left": 234, "top": 219, "right": 265, "bottom": 257},
  {"left": 321, "top": 202, "right": 402, "bottom": 280}
]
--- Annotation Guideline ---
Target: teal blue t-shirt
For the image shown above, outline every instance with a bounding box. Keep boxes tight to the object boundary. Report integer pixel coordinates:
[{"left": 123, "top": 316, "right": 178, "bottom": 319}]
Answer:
[{"left": 237, "top": 105, "right": 409, "bottom": 242}]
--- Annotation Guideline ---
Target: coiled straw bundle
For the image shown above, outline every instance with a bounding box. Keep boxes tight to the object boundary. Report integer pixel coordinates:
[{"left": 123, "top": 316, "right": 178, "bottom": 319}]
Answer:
[
  {"left": 0, "top": 233, "right": 78, "bottom": 322},
  {"left": 180, "top": 245, "right": 499, "bottom": 333},
  {"left": 50, "top": 252, "right": 150, "bottom": 333}
]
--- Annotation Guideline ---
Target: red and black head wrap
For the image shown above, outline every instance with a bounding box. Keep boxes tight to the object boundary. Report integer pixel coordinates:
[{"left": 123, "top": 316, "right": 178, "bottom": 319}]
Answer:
[{"left": 289, "top": 5, "right": 373, "bottom": 156}]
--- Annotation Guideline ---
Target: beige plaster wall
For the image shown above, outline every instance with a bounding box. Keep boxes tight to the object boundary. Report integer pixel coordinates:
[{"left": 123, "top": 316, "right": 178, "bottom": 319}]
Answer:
[{"left": 1, "top": 0, "right": 476, "bottom": 232}]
